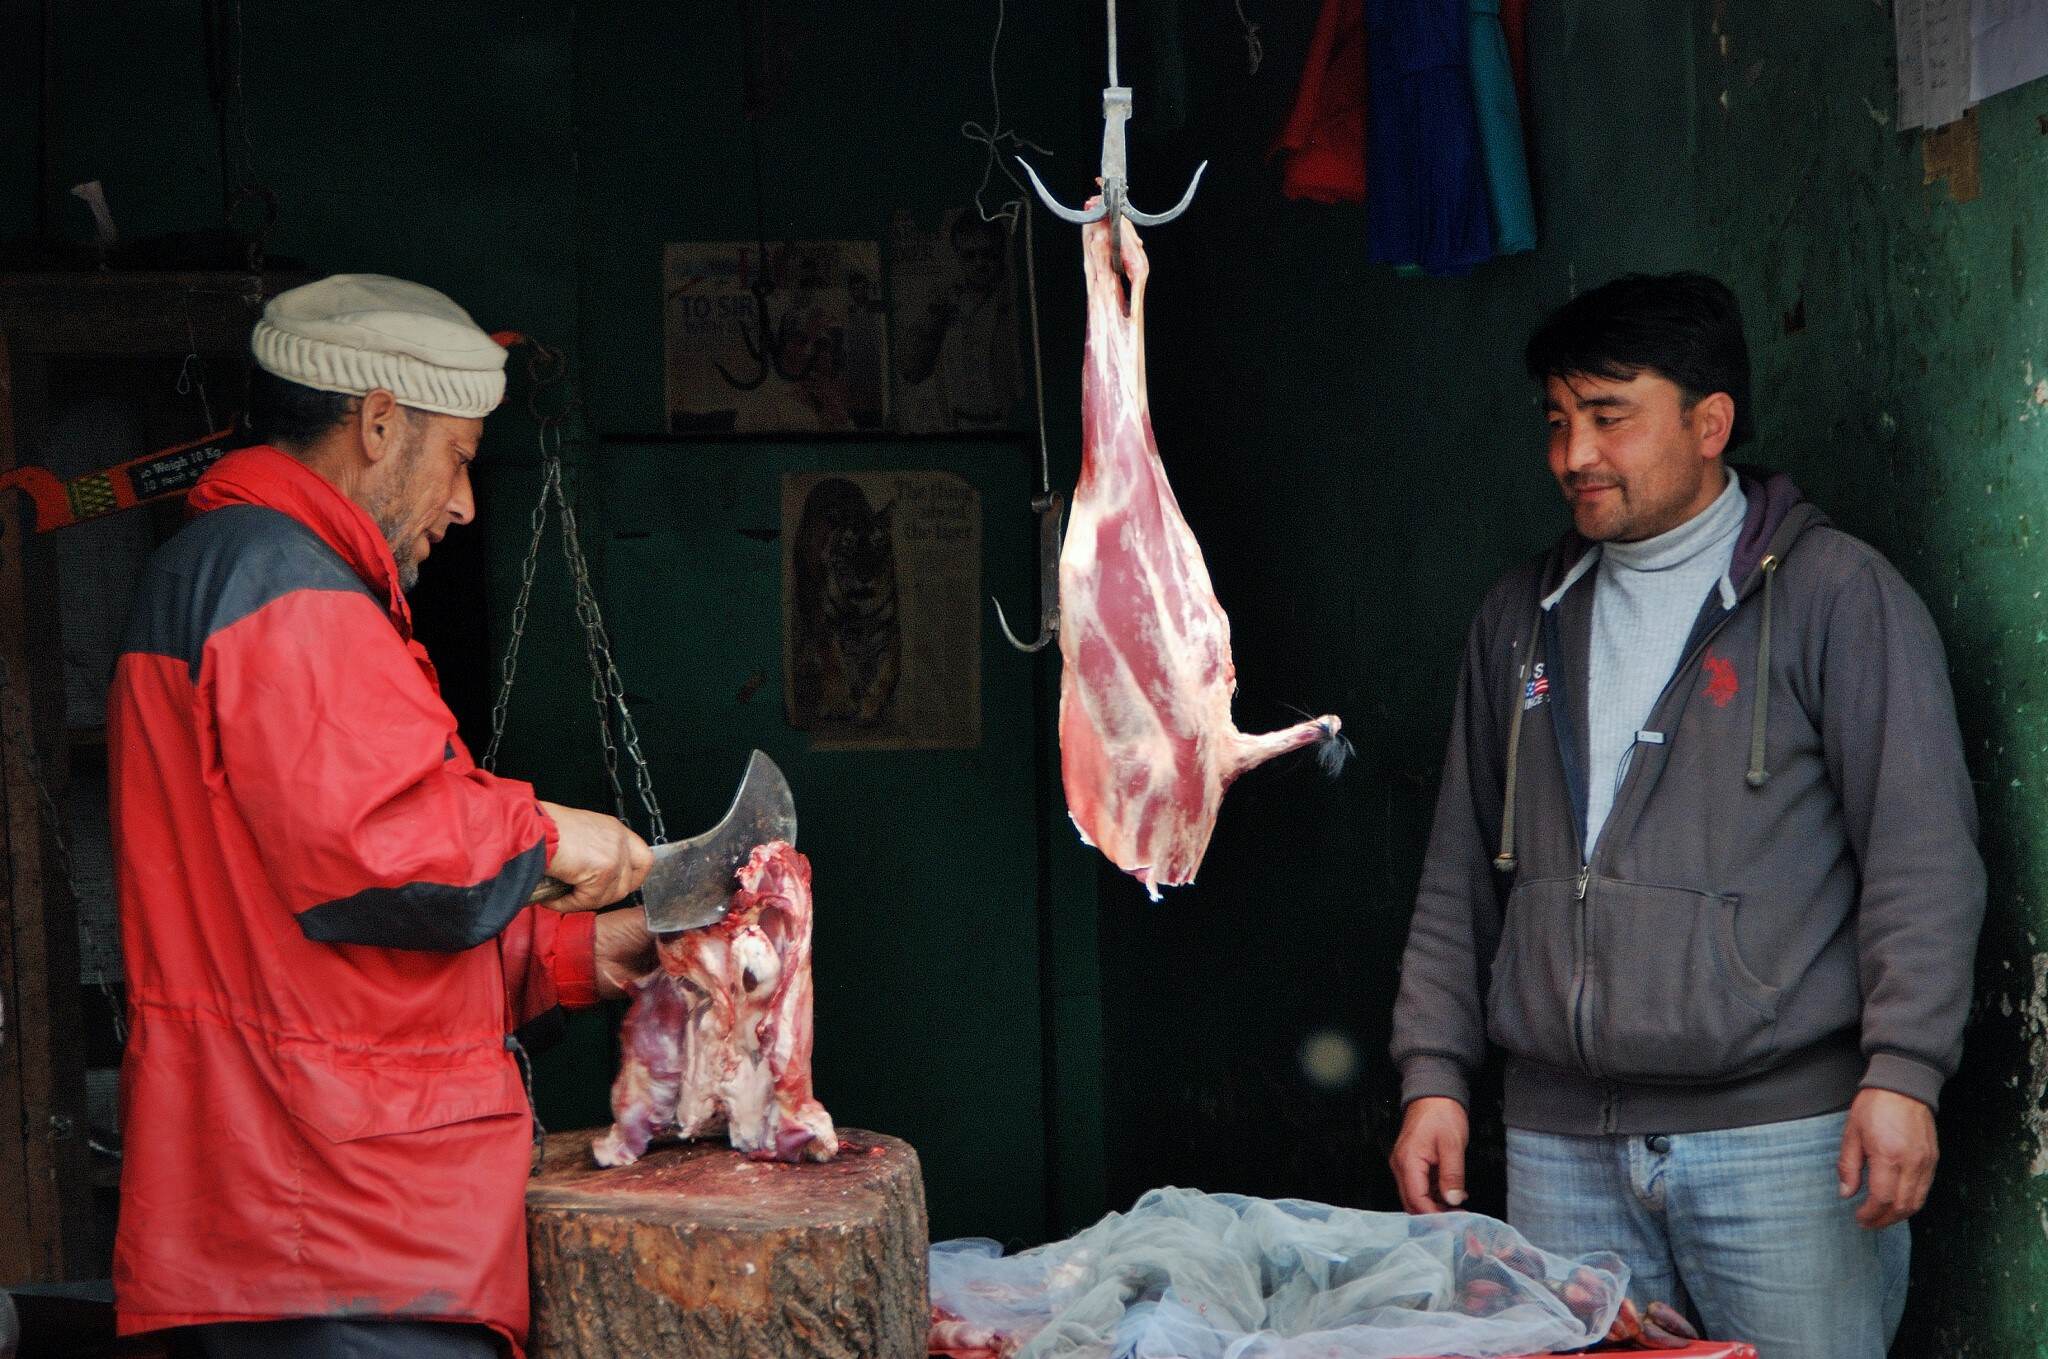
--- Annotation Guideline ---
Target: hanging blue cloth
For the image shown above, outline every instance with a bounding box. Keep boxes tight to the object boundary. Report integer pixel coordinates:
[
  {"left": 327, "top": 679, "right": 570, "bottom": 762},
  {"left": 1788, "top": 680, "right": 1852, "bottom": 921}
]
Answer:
[
  {"left": 1469, "top": 0, "right": 1536, "bottom": 254},
  {"left": 1365, "top": 0, "right": 1493, "bottom": 276}
]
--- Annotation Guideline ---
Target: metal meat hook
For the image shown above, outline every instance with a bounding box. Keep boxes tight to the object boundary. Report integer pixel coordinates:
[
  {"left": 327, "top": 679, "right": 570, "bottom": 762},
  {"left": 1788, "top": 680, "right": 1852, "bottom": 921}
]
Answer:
[
  {"left": 995, "top": 492, "right": 1065, "bottom": 653},
  {"left": 1014, "top": 0, "right": 1208, "bottom": 276},
  {"left": 714, "top": 263, "right": 836, "bottom": 394}
]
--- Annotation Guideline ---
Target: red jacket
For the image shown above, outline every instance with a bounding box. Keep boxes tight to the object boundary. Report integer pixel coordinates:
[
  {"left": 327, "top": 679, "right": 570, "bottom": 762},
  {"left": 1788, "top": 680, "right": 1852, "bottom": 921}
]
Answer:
[{"left": 109, "top": 447, "right": 596, "bottom": 1355}]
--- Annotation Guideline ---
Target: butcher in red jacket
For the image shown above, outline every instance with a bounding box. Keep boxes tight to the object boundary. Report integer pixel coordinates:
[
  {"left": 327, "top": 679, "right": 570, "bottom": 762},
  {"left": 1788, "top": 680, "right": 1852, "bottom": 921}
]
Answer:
[{"left": 108, "top": 275, "right": 655, "bottom": 1359}]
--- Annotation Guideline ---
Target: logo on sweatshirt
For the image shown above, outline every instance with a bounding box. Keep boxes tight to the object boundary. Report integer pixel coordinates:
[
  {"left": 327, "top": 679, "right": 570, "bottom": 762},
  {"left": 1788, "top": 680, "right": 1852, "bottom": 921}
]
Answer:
[
  {"left": 1523, "top": 662, "right": 1550, "bottom": 711},
  {"left": 1703, "top": 652, "right": 1739, "bottom": 708}
]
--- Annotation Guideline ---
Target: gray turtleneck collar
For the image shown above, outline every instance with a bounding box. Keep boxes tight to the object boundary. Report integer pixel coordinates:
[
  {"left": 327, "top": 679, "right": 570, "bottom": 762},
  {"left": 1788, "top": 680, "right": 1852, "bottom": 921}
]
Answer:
[{"left": 1603, "top": 471, "right": 1748, "bottom": 606}]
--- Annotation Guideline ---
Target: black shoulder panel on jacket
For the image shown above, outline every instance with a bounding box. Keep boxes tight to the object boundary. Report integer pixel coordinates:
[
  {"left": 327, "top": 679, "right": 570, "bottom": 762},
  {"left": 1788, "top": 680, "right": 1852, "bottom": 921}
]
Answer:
[
  {"left": 295, "top": 840, "right": 548, "bottom": 953},
  {"left": 121, "top": 505, "right": 380, "bottom": 678}
]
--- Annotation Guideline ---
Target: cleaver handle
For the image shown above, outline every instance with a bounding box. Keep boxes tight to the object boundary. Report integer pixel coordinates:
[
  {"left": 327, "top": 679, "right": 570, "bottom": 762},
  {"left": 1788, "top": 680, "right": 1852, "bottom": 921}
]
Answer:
[
  {"left": 527, "top": 875, "right": 576, "bottom": 906},
  {"left": 526, "top": 839, "right": 687, "bottom": 908}
]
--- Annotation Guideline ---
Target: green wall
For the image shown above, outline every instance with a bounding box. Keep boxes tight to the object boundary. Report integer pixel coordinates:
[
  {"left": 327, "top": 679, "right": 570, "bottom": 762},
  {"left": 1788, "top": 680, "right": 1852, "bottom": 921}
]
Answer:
[
  {"left": 1702, "top": 9, "right": 2048, "bottom": 1353},
  {"left": 19, "top": 0, "right": 2048, "bottom": 1346}
]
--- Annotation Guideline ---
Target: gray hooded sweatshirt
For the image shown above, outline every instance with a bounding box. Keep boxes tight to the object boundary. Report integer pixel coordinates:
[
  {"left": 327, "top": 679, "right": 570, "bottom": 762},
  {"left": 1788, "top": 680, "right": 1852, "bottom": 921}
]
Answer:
[{"left": 1391, "top": 469, "right": 1985, "bottom": 1134}]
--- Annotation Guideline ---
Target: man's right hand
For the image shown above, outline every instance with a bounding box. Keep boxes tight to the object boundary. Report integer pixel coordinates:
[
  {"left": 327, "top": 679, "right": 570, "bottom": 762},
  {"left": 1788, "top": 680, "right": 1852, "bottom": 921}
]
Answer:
[
  {"left": 1390, "top": 1096, "right": 1470, "bottom": 1214},
  {"left": 537, "top": 802, "right": 653, "bottom": 912}
]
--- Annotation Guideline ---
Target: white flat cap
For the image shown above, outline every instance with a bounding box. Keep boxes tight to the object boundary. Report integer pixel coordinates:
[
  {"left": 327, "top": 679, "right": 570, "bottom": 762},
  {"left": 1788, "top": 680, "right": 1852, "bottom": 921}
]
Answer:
[{"left": 250, "top": 274, "right": 507, "bottom": 419}]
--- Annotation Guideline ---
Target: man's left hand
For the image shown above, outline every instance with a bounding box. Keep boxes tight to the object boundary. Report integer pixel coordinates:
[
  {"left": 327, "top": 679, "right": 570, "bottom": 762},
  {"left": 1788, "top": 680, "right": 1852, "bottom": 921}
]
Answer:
[
  {"left": 1838, "top": 1087, "right": 1938, "bottom": 1229},
  {"left": 593, "top": 906, "right": 656, "bottom": 1001}
]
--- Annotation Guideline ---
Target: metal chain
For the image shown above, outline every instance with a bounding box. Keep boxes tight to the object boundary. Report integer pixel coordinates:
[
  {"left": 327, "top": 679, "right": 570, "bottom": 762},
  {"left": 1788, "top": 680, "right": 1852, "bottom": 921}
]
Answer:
[
  {"left": 482, "top": 448, "right": 556, "bottom": 773},
  {"left": 554, "top": 433, "right": 628, "bottom": 828},
  {"left": 482, "top": 417, "right": 666, "bottom": 846},
  {"left": 544, "top": 424, "right": 667, "bottom": 844},
  {"left": 0, "top": 659, "right": 124, "bottom": 1045}
]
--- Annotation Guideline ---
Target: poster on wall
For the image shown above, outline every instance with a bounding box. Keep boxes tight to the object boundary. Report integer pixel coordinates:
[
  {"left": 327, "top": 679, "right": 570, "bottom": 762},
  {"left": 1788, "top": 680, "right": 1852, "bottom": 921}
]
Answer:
[
  {"left": 1972, "top": 0, "right": 2048, "bottom": 104},
  {"left": 664, "top": 240, "right": 889, "bottom": 434},
  {"left": 1896, "top": 0, "right": 2048, "bottom": 128},
  {"left": 1895, "top": 0, "right": 1972, "bottom": 129},
  {"left": 887, "top": 207, "right": 1025, "bottom": 434},
  {"left": 781, "top": 470, "right": 981, "bottom": 750}
]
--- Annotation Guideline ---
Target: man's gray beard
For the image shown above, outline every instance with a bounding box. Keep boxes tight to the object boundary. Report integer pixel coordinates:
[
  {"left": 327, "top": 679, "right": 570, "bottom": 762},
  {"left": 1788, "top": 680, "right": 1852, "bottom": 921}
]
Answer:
[
  {"left": 366, "top": 422, "right": 428, "bottom": 592},
  {"left": 370, "top": 507, "right": 422, "bottom": 592}
]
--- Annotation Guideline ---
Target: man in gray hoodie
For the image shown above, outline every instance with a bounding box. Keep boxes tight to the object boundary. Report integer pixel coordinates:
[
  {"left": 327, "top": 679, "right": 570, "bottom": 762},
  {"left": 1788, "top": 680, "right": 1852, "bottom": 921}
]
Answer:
[{"left": 1388, "top": 273, "right": 1984, "bottom": 1358}]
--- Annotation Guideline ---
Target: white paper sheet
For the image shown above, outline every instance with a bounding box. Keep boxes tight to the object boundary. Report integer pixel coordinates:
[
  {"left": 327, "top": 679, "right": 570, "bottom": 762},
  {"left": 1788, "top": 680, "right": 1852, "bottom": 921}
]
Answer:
[
  {"left": 1973, "top": 0, "right": 2048, "bottom": 102},
  {"left": 1897, "top": 0, "right": 1975, "bottom": 129}
]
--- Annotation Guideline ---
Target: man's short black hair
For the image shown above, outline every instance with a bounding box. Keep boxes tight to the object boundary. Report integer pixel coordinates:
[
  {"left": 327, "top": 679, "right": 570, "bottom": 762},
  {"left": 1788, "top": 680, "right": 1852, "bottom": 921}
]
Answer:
[
  {"left": 1524, "top": 272, "right": 1755, "bottom": 450},
  {"left": 244, "top": 366, "right": 360, "bottom": 448}
]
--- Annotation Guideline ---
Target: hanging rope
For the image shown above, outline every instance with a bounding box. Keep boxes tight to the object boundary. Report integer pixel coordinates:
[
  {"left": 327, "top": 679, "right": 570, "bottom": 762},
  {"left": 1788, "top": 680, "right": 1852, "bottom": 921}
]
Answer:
[
  {"left": 1235, "top": 0, "right": 1265, "bottom": 76},
  {"left": 960, "top": 0, "right": 1053, "bottom": 501},
  {"left": 963, "top": 0, "right": 1065, "bottom": 653},
  {"left": 959, "top": 0, "right": 1054, "bottom": 232},
  {"left": 179, "top": 296, "right": 218, "bottom": 435},
  {"left": 201, "top": 0, "right": 278, "bottom": 269}
]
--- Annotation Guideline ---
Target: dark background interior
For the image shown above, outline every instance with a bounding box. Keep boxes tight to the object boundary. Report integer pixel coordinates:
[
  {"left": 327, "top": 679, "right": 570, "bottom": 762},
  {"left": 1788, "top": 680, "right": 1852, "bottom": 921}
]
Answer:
[{"left": 8, "top": 2, "right": 2048, "bottom": 1349}]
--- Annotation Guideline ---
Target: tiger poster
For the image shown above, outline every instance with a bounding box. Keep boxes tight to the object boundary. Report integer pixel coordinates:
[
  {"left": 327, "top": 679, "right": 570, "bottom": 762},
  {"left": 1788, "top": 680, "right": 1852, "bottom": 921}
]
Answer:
[{"left": 781, "top": 470, "right": 981, "bottom": 749}]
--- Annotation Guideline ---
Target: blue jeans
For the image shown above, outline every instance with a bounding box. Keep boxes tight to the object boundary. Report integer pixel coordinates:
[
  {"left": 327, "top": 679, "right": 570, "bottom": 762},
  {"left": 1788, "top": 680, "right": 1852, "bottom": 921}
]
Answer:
[{"left": 1506, "top": 1111, "right": 1909, "bottom": 1359}]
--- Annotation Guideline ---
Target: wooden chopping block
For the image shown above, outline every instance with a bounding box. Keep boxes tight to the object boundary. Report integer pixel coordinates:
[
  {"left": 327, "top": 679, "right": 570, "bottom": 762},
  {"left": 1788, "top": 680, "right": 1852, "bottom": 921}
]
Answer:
[{"left": 526, "top": 1128, "right": 928, "bottom": 1359}]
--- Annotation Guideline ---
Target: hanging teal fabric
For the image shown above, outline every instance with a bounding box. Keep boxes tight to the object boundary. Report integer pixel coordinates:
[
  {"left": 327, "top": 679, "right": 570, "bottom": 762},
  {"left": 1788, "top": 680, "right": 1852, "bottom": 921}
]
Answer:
[{"left": 1469, "top": 0, "right": 1536, "bottom": 255}]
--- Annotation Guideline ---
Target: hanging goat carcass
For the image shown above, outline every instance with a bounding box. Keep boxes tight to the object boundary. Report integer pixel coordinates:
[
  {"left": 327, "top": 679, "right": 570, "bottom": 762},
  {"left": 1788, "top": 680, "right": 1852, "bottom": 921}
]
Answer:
[{"left": 1056, "top": 215, "right": 1343, "bottom": 898}]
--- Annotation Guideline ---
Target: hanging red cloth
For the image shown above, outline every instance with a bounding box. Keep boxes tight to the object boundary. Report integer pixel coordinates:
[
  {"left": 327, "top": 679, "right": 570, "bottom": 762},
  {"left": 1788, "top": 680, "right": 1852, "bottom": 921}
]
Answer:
[
  {"left": 1502, "top": 0, "right": 1530, "bottom": 118},
  {"left": 1271, "top": 0, "right": 1366, "bottom": 204}
]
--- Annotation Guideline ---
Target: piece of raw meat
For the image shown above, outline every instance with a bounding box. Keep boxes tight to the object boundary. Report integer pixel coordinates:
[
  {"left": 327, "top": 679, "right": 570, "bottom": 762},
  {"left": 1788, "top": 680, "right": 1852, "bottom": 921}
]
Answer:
[
  {"left": 592, "top": 841, "right": 837, "bottom": 1166},
  {"left": 1059, "top": 214, "right": 1343, "bottom": 898},
  {"left": 928, "top": 1309, "right": 1014, "bottom": 1359}
]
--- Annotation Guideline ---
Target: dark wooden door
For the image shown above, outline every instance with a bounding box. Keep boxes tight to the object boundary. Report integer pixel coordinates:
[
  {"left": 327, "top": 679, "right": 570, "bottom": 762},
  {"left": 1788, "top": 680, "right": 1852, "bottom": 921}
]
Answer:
[{"left": 0, "top": 272, "right": 294, "bottom": 1282}]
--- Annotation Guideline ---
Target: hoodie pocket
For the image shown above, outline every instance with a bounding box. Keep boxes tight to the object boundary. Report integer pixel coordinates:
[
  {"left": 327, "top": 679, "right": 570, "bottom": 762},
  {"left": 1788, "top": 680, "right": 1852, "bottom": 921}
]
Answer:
[
  {"left": 1584, "top": 880, "right": 1780, "bottom": 1084},
  {"left": 1484, "top": 877, "right": 1584, "bottom": 1072}
]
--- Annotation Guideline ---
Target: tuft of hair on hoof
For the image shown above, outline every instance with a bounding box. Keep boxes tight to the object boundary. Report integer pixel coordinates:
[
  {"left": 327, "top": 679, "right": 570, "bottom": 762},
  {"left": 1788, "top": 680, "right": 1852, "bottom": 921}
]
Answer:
[{"left": 1315, "top": 721, "right": 1355, "bottom": 778}]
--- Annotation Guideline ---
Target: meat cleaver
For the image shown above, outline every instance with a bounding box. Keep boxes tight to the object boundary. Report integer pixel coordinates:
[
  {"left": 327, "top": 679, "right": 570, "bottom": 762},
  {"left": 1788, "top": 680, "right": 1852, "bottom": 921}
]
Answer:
[{"left": 526, "top": 750, "right": 797, "bottom": 932}]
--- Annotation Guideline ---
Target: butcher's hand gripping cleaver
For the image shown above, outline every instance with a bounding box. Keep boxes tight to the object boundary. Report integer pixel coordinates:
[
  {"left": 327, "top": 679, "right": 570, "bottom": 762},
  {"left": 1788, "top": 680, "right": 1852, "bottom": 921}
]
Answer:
[{"left": 525, "top": 750, "right": 797, "bottom": 932}]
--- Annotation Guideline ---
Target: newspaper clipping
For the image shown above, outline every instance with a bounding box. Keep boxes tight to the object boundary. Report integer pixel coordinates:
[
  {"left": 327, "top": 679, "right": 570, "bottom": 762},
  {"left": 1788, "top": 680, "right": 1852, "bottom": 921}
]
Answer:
[
  {"left": 664, "top": 240, "right": 889, "bottom": 434},
  {"left": 782, "top": 470, "right": 981, "bottom": 750},
  {"left": 888, "top": 207, "right": 1024, "bottom": 433}
]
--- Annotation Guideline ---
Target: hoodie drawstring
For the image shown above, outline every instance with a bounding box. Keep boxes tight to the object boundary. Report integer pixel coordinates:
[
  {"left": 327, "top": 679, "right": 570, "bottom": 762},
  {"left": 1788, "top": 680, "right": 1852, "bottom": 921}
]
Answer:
[
  {"left": 1745, "top": 555, "right": 1779, "bottom": 788},
  {"left": 1495, "top": 641, "right": 1536, "bottom": 873}
]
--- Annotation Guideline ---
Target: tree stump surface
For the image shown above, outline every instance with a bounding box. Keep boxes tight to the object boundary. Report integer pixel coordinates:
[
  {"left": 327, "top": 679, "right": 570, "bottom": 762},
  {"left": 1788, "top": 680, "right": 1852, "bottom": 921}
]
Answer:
[{"left": 526, "top": 1127, "right": 929, "bottom": 1359}]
